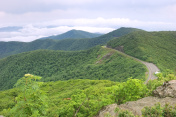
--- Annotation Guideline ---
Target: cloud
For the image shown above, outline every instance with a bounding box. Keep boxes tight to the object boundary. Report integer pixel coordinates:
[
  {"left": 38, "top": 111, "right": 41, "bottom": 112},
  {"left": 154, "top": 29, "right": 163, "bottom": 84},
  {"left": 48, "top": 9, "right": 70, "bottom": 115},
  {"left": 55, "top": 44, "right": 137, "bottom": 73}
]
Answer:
[
  {"left": 1, "top": 36, "right": 42, "bottom": 42},
  {"left": 39, "top": 17, "right": 176, "bottom": 30},
  {"left": 0, "top": 24, "right": 114, "bottom": 42},
  {"left": 0, "top": 0, "right": 176, "bottom": 42},
  {"left": 38, "top": 18, "right": 131, "bottom": 27},
  {"left": 0, "top": 0, "right": 176, "bottom": 26},
  {"left": 1, "top": 17, "right": 176, "bottom": 42}
]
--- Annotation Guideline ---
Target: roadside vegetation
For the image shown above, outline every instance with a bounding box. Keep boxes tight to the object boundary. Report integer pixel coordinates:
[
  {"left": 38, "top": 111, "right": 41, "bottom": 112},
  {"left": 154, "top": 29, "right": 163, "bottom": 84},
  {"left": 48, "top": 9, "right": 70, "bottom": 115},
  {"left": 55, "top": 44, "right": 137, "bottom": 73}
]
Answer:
[{"left": 107, "top": 31, "right": 176, "bottom": 71}]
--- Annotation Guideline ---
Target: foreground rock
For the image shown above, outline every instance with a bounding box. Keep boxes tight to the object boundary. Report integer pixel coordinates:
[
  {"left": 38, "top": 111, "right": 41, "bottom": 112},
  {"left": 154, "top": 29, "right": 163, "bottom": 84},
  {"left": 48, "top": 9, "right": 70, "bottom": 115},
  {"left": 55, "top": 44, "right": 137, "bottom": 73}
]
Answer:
[
  {"left": 153, "top": 80, "right": 176, "bottom": 98},
  {"left": 95, "top": 80, "right": 176, "bottom": 117},
  {"left": 95, "top": 97, "right": 176, "bottom": 117}
]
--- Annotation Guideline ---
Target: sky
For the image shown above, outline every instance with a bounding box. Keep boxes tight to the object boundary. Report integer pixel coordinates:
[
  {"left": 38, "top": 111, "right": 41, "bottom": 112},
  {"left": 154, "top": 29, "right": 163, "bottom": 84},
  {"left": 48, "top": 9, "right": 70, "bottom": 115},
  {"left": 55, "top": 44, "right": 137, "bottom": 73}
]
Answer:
[{"left": 0, "top": 0, "right": 176, "bottom": 42}]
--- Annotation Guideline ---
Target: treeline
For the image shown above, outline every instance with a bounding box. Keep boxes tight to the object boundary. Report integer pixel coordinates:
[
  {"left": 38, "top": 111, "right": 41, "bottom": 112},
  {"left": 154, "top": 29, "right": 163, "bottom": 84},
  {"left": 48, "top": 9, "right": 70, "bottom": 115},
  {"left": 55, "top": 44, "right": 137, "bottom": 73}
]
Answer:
[
  {"left": 0, "top": 46, "right": 146, "bottom": 90},
  {"left": 107, "top": 31, "right": 176, "bottom": 71}
]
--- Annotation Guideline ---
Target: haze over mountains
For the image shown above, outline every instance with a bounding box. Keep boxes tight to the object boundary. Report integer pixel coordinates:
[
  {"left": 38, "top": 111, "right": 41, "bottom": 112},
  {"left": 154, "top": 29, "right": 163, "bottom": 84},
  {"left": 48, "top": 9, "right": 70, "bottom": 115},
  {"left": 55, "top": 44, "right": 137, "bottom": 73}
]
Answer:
[{"left": 0, "top": 27, "right": 141, "bottom": 59}]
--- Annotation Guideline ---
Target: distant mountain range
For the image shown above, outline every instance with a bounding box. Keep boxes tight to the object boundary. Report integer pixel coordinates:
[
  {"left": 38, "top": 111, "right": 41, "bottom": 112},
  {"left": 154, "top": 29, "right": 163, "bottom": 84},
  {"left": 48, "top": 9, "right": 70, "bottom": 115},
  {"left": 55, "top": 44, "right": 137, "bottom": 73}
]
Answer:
[
  {"left": 40, "top": 29, "right": 103, "bottom": 40},
  {"left": 0, "top": 27, "right": 141, "bottom": 59},
  {"left": 1, "top": 27, "right": 175, "bottom": 71}
]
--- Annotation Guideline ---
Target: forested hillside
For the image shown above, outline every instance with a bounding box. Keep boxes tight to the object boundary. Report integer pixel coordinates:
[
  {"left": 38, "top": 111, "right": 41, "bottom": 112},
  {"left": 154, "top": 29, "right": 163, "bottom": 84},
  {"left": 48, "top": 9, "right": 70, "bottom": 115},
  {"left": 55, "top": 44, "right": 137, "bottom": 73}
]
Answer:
[
  {"left": 0, "top": 46, "right": 146, "bottom": 91},
  {"left": 0, "top": 72, "right": 175, "bottom": 117},
  {"left": 0, "top": 39, "right": 57, "bottom": 59},
  {"left": 0, "top": 76, "right": 147, "bottom": 117},
  {"left": 0, "top": 27, "right": 141, "bottom": 59},
  {"left": 107, "top": 31, "right": 176, "bottom": 71},
  {"left": 40, "top": 29, "right": 102, "bottom": 40}
]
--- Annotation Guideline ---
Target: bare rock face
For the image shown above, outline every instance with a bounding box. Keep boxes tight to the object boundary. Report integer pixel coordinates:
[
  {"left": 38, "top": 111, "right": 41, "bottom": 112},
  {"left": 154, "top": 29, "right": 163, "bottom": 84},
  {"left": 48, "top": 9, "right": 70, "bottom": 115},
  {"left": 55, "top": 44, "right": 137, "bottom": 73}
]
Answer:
[
  {"left": 95, "top": 80, "right": 176, "bottom": 117},
  {"left": 95, "top": 97, "right": 176, "bottom": 117},
  {"left": 153, "top": 80, "right": 176, "bottom": 98}
]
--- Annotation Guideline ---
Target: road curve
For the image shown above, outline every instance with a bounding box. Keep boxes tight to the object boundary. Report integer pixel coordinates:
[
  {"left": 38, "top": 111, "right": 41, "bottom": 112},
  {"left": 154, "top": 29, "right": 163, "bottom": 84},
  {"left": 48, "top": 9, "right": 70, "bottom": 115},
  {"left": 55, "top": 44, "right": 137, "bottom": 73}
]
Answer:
[{"left": 105, "top": 46, "right": 160, "bottom": 83}]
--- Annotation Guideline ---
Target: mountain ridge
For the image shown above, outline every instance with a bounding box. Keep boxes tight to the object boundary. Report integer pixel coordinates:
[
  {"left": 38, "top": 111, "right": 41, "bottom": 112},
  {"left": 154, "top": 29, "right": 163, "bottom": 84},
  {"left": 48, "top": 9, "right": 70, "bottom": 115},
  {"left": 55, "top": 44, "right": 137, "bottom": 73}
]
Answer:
[
  {"left": 0, "top": 46, "right": 146, "bottom": 91},
  {"left": 0, "top": 27, "right": 141, "bottom": 59},
  {"left": 39, "top": 29, "right": 102, "bottom": 40},
  {"left": 107, "top": 31, "right": 176, "bottom": 71}
]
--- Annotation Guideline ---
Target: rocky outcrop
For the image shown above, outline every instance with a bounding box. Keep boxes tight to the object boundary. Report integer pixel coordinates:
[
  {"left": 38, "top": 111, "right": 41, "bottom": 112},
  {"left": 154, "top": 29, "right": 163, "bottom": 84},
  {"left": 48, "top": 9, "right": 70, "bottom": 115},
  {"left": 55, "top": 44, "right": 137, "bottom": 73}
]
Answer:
[
  {"left": 153, "top": 80, "right": 176, "bottom": 98},
  {"left": 95, "top": 80, "right": 176, "bottom": 117},
  {"left": 95, "top": 97, "right": 176, "bottom": 117}
]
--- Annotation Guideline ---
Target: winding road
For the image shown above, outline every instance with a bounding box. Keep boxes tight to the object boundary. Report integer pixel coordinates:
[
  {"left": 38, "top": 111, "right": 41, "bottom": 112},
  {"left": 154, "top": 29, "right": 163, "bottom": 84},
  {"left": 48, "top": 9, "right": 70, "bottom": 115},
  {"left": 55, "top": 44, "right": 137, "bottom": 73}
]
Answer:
[{"left": 105, "top": 46, "right": 160, "bottom": 83}]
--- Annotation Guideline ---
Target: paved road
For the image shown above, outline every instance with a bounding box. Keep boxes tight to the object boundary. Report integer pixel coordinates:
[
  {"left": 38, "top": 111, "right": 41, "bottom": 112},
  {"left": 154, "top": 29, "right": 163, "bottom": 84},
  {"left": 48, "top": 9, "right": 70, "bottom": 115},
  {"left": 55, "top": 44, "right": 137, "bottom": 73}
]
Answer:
[{"left": 105, "top": 46, "right": 160, "bottom": 83}]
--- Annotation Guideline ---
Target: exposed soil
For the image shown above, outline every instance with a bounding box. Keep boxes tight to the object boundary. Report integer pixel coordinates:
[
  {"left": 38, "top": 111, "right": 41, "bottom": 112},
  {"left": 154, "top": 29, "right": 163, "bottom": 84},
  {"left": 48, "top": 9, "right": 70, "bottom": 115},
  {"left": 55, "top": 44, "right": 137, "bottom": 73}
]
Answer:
[{"left": 96, "top": 52, "right": 114, "bottom": 64}]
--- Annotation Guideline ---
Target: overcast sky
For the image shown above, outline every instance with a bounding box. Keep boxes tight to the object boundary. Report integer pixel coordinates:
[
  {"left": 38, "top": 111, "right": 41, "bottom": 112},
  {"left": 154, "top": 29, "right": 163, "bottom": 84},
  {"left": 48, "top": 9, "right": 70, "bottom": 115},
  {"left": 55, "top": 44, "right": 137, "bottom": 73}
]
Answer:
[{"left": 0, "top": 0, "right": 176, "bottom": 42}]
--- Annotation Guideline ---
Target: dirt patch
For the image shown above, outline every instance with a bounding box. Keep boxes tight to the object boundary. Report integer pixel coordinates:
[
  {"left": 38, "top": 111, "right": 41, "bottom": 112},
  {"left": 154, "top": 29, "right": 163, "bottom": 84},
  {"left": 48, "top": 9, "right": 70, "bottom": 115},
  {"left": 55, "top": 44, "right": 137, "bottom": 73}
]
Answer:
[
  {"left": 96, "top": 52, "right": 114, "bottom": 64},
  {"left": 102, "top": 52, "right": 114, "bottom": 60}
]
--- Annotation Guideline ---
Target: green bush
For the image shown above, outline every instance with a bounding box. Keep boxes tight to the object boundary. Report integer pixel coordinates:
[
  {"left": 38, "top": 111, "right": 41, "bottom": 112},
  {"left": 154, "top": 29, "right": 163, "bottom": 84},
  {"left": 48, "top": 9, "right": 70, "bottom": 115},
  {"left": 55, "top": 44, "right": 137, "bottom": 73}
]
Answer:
[
  {"left": 115, "top": 78, "right": 148, "bottom": 104},
  {"left": 3, "top": 74, "right": 48, "bottom": 117},
  {"left": 147, "top": 72, "right": 176, "bottom": 95}
]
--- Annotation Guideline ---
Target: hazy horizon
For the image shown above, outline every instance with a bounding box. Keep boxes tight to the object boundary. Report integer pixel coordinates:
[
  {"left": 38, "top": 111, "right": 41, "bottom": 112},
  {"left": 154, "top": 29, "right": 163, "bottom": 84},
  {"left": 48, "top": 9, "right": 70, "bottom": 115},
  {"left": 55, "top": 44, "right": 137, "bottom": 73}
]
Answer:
[{"left": 0, "top": 0, "right": 176, "bottom": 42}]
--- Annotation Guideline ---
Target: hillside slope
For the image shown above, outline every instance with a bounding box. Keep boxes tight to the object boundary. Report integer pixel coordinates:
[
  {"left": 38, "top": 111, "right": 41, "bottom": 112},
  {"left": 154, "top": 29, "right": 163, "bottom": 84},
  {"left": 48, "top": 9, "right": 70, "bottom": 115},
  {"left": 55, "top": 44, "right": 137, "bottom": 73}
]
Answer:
[
  {"left": 0, "top": 79, "right": 118, "bottom": 117},
  {"left": 0, "top": 46, "right": 146, "bottom": 90},
  {"left": 0, "top": 72, "right": 175, "bottom": 116},
  {"left": 105, "top": 46, "right": 160, "bottom": 83},
  {"left": 0, "top": 27, "right": 142, "bottom": 59},
  {"left": 107, "top": 31, "right": 176, "bottom": 71},
  {"left": 40, "top": 29, "right": 102, "bottom": 40},
  {"left": 0, "top": 75, "right": 150, "bottom": 117}
]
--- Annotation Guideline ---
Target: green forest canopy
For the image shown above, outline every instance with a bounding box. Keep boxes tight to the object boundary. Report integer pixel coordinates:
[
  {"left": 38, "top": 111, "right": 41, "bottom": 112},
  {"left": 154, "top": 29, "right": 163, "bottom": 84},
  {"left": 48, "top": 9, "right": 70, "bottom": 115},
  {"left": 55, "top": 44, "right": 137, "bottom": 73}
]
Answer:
[
  {"left": 107, "top": 31, "right": 176, "bottom": 71},
  {"left": 0, "top": 46, "right": 146, "bottom": 91},
  {"left": 0, "top": 72, "right": 175, "bottom": 116},
  {"left": 0, "top": 27, "right": 142, "bottom": 59}
]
